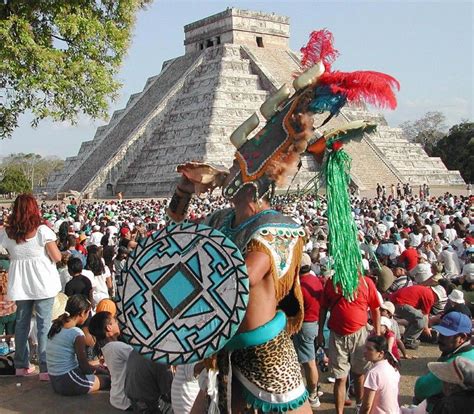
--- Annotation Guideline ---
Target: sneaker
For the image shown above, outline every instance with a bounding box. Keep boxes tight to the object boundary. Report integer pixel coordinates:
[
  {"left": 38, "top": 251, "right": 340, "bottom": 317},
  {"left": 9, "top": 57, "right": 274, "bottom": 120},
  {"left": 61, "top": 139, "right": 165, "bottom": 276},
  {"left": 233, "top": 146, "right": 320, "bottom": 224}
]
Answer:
[
  {"left": 39, "top": 372, "right": 50, "bottom": 382},
  {"left": 316, "top": 385, "right": 324, "bottom": 397},
  {"left": 16, "top": 367, "right": 37, "bottom": 376},
  {"left": 308, "top": 394, "right": 321, "bottom": 409}
]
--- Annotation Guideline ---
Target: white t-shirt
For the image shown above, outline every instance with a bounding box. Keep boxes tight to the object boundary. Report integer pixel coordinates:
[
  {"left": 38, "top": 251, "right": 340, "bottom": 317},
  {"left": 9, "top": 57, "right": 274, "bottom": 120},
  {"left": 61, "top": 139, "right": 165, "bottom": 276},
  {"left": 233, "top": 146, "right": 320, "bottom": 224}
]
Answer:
[
  {"left": 0, "top": 225, "right": 61, "bottom": 300},
  {"left": 364, "top": 359, "right": 401, "bottom": 414},
  {"left": 102, "top": 341, "right": 133, "bottom": 410},
  {"left": 438, "top": 250, "right": 461, "bottom": 278},
  {"left": 88, "top": 231, "right": 104, "bottom": 247},
  {"left": 82, "top": 267, "right": 111, "bottom": 306}
]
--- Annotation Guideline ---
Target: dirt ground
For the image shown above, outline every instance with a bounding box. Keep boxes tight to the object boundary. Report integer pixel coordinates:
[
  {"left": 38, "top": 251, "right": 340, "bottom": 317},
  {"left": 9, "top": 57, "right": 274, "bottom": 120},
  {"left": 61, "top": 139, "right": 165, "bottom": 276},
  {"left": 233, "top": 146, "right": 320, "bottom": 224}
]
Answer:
[
  {"left": 316, "top": 341, "right": 440, "bottom": 413},
  {"left": 0, "top": 341, "right": 440, "bottom": 414}
]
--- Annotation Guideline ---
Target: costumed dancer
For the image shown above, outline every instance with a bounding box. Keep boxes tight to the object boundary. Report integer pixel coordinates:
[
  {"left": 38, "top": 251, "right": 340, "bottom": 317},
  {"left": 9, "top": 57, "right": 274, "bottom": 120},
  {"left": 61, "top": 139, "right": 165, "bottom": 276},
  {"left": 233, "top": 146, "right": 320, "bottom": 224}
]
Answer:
[{"left": 167, "top": 29, "right": 399, "bottom": 413}]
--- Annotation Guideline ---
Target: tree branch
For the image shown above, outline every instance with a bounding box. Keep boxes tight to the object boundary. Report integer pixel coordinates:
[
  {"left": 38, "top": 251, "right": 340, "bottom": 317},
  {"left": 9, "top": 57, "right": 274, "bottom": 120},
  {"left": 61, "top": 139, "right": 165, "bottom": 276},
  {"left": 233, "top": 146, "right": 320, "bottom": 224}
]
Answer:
[{"left": 51, "top": 33, "right": 71, "bottom": 44}]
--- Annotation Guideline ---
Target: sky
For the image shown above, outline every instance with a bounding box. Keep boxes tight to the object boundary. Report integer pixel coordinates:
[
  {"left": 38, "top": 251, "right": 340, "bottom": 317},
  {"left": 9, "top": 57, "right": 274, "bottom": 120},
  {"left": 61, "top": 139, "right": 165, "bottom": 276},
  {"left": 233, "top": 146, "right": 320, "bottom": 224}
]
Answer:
[{"left": 2, "top": 0, "right": 473, "bottom": 159}]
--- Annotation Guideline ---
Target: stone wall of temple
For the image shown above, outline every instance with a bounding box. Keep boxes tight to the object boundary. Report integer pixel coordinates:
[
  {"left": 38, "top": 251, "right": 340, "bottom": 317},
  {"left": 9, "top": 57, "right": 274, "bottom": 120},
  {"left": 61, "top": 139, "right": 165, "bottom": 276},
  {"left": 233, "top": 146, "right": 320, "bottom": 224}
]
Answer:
[{"left": 46, "top": 8, "right": 464, "bottom": 199}]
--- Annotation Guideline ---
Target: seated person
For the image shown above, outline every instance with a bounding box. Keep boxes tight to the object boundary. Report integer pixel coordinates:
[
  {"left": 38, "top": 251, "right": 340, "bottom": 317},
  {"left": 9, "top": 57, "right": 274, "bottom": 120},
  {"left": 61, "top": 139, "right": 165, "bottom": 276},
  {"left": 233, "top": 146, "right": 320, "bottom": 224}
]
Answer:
[
  {"left": 427, "top": 356, "right": 474, "bottom": 414},
  {"left": 46, "top": 295, "right": 110, "bottom": 395},
  {"left": 414, "top": 312, "right": 474, "bottom": 413}
]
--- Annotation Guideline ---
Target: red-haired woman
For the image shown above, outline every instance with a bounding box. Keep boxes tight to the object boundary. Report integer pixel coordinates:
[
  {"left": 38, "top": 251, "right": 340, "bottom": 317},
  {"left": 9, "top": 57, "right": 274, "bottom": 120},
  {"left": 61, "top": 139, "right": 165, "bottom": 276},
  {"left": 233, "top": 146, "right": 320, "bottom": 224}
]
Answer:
[{"left": 0, "top": 194, "right": 61, "bottom": 380}]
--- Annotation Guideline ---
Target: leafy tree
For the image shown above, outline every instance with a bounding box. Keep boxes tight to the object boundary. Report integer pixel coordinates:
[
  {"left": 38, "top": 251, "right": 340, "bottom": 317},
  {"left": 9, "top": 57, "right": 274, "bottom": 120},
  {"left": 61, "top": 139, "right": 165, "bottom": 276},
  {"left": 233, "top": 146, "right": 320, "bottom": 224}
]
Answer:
[
  {"left": 399, "top": 111, "right": 447, "bottom": 155},
  {"left": 0, "top": 0, "right": 151, "bottom": 139},
  {"left": 0, "top": 165, "right": 31, "bottom": 195},
  {"left": 432, "top": 122, "right": 474, "bottom": 183},
  {"left": 1, "top": 152, "right": 64, "bottom": 188}
]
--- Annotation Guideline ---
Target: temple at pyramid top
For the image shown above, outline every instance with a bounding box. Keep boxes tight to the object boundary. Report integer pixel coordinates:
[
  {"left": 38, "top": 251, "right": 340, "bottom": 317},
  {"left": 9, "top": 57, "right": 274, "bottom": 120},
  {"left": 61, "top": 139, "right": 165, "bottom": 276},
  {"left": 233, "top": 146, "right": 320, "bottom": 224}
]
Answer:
[
  {"left": 45, "top": 9, "right": 464, "bottom": 199},
  {"left": 183, "top": 8, "right": 290, "bottom": 53}
]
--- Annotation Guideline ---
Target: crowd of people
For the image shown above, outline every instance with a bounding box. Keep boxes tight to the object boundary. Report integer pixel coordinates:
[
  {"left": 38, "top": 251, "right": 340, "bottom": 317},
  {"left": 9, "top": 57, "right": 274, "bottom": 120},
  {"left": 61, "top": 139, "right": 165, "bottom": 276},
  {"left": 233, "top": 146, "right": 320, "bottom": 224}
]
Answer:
[{"left": 0, "top": 189, "right": 473, "bottom": 413}]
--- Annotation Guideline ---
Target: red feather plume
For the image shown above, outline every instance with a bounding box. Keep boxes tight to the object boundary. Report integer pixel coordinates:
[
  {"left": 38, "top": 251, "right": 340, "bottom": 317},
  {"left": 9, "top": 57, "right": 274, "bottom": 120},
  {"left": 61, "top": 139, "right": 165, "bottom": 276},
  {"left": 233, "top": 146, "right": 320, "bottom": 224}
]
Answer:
[
  {"left": 319, "top": 71, "right": 400, "bottom": 109},
  {"left": 300, "top": 29, "right": 339, "bottom": 71}
]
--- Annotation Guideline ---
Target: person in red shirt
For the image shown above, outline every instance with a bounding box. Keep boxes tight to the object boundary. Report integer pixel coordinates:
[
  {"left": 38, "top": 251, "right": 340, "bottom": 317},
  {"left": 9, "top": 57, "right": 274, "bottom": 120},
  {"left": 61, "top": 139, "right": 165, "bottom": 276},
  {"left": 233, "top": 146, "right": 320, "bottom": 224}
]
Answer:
[
  {"left": 389, "top": 284, "right": 435, "bottom": 349},
  {"left": 317, "top": 273, "right": 381, "bottom": 414},
  {"left": 292, "top": 254, "right": 324, "bottom": 409},
  {"left": 397, "top": 241, "right": 419, "bottom": 272}
]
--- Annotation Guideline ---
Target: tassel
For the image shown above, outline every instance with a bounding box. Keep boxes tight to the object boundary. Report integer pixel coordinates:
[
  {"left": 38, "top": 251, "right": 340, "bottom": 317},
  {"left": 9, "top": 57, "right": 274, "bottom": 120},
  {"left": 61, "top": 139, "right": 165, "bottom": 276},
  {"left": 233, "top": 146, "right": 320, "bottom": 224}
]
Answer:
[
  {"left": 247, "top": 238, "right": 305, "bottom": 333},
  {"left": 323, "top": 148, "right": 363, "bottom": 299}
]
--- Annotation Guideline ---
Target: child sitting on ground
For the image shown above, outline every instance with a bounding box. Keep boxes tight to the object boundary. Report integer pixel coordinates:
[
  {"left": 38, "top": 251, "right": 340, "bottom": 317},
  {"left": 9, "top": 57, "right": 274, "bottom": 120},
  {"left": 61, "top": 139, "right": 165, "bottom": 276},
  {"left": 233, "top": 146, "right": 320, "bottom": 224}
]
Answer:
[
  {"left": 46, "top": 294, "right": 110, "bottom": 395},
  {"left": 380, "top": 301, "right": 415, "bottom": 360},
  {"left": 380, "top": 316, "right": 401, "bottom": 361},
  {"left": 89, "top": 311, "right": 133, "bottom": 411},
  {"left": 64, "top": 257, "right": 93, "bottom": 302},
  {"left": 89, "top": 311, "right": 174, "bottom": 413}
]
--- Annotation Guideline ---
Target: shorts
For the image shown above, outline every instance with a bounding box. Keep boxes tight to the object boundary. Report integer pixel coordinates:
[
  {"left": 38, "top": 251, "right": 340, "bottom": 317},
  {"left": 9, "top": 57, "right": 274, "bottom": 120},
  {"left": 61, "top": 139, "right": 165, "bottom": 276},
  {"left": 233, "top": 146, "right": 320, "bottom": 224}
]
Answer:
[
  {"left": 328, "top": 327, "right": 369, "bottom": 378},
  {"left": 50, "top": 367, "right": 95, "bottom": 396},
  {"left": 292, "top": 321, "right": 318, "bottom": 364}
]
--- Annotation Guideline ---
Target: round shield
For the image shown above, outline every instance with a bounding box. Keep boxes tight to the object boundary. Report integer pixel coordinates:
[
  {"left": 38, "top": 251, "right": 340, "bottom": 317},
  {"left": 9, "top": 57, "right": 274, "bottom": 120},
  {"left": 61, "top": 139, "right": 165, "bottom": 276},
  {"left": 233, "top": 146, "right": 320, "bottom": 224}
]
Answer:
[{"left": 116, "top": 221, "right": 249, "bottom": 365}]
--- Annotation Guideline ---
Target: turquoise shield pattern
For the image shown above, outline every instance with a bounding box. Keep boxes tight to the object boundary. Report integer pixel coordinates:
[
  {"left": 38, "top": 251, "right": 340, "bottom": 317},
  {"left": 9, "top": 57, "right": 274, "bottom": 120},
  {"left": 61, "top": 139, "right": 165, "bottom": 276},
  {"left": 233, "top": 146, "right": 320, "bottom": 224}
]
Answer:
[{"left": 116, "top": 221, "right": 249, "bottom": 365}]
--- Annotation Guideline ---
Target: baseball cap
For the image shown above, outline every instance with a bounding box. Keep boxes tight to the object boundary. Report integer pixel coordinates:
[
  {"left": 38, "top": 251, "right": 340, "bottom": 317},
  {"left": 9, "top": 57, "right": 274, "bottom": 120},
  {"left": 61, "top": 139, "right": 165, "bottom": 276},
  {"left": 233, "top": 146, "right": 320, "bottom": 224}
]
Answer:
[
  {"left": 301, "top": 253, "right": 311, "bottom": 268},
  {"left": 432, "top": 311, "right": 472, "bottom": 336},
  {"left": 380, "top": 301, "right": 395, "bottom": 316},
  {"left": 96, "top": 299, "right": 117, "bottom": 316},
  {"left": 428, "top": 357, "right": 474, "bottom": 387}
]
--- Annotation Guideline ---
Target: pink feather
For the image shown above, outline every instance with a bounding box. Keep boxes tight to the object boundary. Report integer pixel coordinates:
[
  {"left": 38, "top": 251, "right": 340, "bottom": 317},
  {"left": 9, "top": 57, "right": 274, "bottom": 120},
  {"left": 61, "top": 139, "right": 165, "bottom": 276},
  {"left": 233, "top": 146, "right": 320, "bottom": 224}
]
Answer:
[{"left": 300, "top": 29, "right": 339, "bottom": 71}]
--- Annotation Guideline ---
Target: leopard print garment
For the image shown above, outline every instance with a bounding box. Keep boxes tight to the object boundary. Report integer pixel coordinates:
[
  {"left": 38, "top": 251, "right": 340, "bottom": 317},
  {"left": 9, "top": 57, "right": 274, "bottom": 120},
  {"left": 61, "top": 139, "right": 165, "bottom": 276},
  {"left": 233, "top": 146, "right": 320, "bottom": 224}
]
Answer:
[{"left": 231, "top": 329, "right": 303, "bottom": 395}]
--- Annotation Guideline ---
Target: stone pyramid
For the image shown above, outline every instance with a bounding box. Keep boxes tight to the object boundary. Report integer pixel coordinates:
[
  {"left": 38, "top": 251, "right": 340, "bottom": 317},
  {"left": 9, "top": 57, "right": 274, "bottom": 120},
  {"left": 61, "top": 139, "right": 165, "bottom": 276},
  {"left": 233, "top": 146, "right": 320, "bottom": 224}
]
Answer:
[{"left": 45, "top": 9, "right": 464, "bottom": 198}]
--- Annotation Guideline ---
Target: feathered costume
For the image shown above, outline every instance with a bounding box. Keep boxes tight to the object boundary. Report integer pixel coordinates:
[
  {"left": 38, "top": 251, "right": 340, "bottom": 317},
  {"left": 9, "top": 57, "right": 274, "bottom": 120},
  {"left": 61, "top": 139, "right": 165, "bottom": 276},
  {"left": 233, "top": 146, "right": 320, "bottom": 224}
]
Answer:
[{"left": 174, "top": 29, "right": 399, "bottom": 412}]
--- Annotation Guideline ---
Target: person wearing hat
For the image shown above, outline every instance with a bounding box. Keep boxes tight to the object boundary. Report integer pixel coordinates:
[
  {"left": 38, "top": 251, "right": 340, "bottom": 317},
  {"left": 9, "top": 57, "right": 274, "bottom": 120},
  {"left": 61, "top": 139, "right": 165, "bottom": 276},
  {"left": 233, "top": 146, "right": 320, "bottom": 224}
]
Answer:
[
  {"left": 0, "top": 258, "right": 16, "bottom": 335},
  {"left": 384, "top": 267, "right": 413, "bottom": 295},
  {"left": 87, "top": 225, "right": 104, "bottom": 248},
  {"left": 445, "top": 290, "right": 472, "bottom": 318},
  {"left": 413, "top": 264, "right": 449, "bottom": 324},
  {"left": 427, "top": 357, "right": 474, "bottom": 414},
  {"left": 292, "top": 253, "right": 324, "bottom": 409},
  {"left": 380, "top": 301, "right": 414, "bottom": 360},
  {"left": 76, "top": 233, "right": 88, "bottom": 257},
  {"left": 414, "top": 311, "right": 474, "bottom": 412},
  {"left": 437, "top": 245, "right": 461, "bottom": 280}
]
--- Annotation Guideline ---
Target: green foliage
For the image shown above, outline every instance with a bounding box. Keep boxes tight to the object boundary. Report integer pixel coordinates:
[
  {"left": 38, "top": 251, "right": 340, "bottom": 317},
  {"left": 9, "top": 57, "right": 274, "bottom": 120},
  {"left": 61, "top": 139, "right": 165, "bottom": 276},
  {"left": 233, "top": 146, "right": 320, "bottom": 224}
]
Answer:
[
  {"left": 0, "top": 0, "right": 151, "bottom": 138},
  {"left": 1, "top": 152, "right": 64, "bottom": 189},
  {"left": 399, "top": 111, "right": 447, "bottom": 155},
  {"left": 0, "top": 165, "right": 31, "bottom": 194},
  {"left": 432, "top": 122, "right": 474, "bottom": 183}
]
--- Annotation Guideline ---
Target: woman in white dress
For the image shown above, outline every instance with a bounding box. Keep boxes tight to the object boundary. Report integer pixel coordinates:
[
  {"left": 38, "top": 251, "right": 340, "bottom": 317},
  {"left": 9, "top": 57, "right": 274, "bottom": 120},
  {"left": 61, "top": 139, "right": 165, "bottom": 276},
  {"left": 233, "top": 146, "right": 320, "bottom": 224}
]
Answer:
[{"left": 0, "top": 194, "right": 61, "bottom": 380}]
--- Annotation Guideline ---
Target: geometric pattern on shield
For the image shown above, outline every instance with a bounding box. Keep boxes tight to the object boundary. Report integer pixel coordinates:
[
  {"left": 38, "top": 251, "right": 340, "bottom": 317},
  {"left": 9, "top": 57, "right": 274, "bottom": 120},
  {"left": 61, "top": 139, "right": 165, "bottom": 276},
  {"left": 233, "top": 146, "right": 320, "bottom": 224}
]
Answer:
[{"left": 116, "top": 221, "right": 249, "bottom": 365}]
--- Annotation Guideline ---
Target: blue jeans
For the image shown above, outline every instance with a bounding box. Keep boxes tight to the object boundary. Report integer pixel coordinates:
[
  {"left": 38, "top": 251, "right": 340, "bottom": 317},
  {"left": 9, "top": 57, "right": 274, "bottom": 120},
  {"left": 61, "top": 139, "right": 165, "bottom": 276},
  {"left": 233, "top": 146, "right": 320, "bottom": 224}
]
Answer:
[
  {"left": 14, "top": 298, "right": 54, "bottom": 373},
  {"left": 293, "top": 321, "right": 319, "bottom": 364}
]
